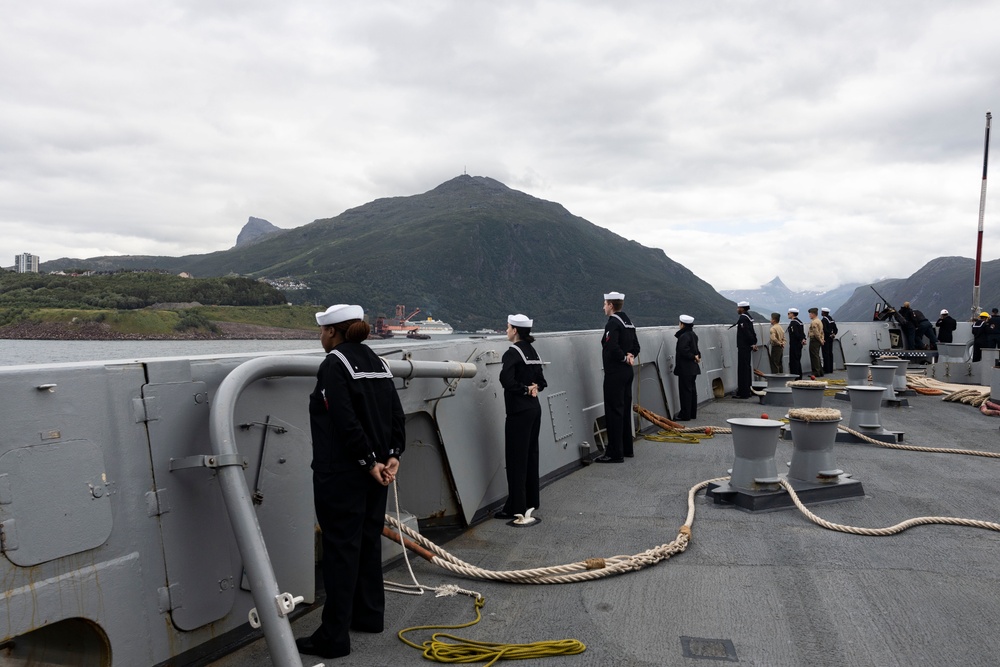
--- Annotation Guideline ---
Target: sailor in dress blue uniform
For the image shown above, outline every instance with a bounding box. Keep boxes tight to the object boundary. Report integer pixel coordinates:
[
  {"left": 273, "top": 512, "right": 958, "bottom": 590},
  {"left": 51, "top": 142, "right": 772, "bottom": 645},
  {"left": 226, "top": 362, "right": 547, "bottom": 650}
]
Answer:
[
  {"left": 596, "top": 291, "right": 640, "bottom": 462},
  {"left": 496, "top": 314, "right": 547, "bottom": 524},
  {"left": 733, "top": 301, "right": 757, "bottom": 398},
  {"left": 786, "top": 308, "right": 806, "bottom": 380},
  {"left": 299, "top": 304, "right": 406, "bottom": 660}
]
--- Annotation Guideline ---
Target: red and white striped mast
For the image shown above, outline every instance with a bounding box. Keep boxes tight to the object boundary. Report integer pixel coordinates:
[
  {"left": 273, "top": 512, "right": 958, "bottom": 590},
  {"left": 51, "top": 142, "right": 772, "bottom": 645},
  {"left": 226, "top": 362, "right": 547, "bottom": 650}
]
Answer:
[{"left": 972, "top": 110, "right": 992, "bottom": 316}]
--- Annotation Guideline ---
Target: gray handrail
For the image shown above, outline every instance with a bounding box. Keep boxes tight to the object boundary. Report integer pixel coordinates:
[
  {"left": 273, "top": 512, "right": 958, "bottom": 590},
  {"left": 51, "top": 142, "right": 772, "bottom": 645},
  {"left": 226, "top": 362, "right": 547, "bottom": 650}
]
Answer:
[{"left": 208, "top": 354, "right": 477, "bottom": 665}]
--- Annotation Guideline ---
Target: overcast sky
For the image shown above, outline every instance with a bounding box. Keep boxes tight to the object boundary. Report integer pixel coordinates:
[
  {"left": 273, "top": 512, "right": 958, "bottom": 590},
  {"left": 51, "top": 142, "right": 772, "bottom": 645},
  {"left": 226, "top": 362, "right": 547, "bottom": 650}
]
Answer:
[{"left": 2, "top": 0, "right": 998, "bottom": 291}]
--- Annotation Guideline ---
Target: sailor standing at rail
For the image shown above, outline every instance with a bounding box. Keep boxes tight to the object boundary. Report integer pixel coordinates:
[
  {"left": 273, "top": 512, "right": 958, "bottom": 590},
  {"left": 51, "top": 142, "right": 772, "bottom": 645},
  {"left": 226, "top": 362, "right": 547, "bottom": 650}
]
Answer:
[
  {"left": 821, "top": 307, "right": 838, "bottom": 373},
  {"left": 786, "top": 308, "right": 805, "bottom": 380},
  {"left": 673, "top": 315, "right": 701, "bottom": 421},
  {"left": 300, "top": 304, "right": 406, "bottom": 660},
  {"left": 972, "top": 312, "right": 992, "bottom": 362},
  {"left": 596, "top": 291, "right": 640, "bottom": 463},
  {"left": 495, "top": 314, "right": 547, "bottom": 524},
  {"left": 732, "top": 301, "right": 757, "bottom": 398}
]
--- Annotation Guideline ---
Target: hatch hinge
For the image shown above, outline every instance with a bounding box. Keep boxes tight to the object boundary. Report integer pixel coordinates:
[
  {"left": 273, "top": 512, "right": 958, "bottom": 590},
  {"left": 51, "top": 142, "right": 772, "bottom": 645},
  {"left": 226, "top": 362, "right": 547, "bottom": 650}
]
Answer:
[
  {"left": 145, "top": 489, "right": 171, "bottom": 517},
  {"left": 157, "top": 583, "right": 181, "bottom": 612},
  {"left": 0, "top": 520, "right": 18, "bottom": 553},
  {"left": 132, "top": 396, "right": 161, "bottom": 423}
]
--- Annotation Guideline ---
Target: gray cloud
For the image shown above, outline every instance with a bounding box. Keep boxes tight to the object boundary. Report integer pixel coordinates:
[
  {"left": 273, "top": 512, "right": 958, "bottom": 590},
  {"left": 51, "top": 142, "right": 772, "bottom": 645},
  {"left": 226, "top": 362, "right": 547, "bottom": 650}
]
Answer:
[{"left": 2, "top": 0, "right": 998, "bottom": 294}]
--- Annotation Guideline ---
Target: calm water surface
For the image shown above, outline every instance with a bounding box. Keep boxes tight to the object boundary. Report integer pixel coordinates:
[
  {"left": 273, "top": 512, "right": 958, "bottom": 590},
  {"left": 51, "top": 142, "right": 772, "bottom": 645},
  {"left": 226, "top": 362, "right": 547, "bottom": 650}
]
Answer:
[
  {"left": 0, "top": 334, "right": 489, "bottom": 367},
  {"left": 0, "top": 339, "right": 320, "bottom": 367}
]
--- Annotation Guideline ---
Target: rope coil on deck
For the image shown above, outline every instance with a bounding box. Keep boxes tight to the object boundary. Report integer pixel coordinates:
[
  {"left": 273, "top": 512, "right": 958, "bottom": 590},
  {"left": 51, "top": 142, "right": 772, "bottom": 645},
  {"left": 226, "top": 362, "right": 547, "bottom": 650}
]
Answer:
[
  {"left": 384, "top": 477, "right": 724, "bottom": 585},
  {"left": 788, "top": 407, "right": 841, "bottom": 422},
  {"left": 786, "top": 380, "right": 827, "bottom": 389}
]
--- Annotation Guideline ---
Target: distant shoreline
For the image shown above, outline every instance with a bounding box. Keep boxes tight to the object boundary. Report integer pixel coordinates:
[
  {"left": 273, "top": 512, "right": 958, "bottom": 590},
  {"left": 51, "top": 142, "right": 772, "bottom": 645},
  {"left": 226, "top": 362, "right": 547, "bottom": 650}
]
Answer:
[{"left": 0, "top": 321, "right": 316, "bottom": 341}]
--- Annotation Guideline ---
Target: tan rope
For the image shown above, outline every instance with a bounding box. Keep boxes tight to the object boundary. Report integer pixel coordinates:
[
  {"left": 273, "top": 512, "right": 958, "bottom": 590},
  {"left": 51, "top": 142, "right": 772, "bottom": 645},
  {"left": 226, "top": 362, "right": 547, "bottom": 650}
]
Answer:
[
  {"left": 780, "top": 478, "right": 1000, "bottom": 536},
  {"left": 837, "top": 424, "right": 1000, "bottom": 458},
  {"left": 384, "top": 477, "right": 727, "bottom": 585}
]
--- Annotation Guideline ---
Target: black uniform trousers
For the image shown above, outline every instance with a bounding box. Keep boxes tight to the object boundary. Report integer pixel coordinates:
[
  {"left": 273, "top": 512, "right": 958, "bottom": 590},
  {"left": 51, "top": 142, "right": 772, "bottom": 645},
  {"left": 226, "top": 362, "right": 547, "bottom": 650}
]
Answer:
[
  {"left": 676, "top": 374, "right": 698, "bottom": 420},
  {"left": 312, "top": 469, "right": 388, "bottom": 652},
  {"left": 736, "top": 345, "right": 753, "bottom": 397},
  {"left": 603, "top": 366, "right": 635, "bottom": 459},
  {"left": 503, "top": 402, "right": 541, "bottom": 515},
  {"left": 822, "top": 339, "right": 834, "bottom": 373},
  {"left": 788, "top": 343, "right": 803, "bottom": 379}
]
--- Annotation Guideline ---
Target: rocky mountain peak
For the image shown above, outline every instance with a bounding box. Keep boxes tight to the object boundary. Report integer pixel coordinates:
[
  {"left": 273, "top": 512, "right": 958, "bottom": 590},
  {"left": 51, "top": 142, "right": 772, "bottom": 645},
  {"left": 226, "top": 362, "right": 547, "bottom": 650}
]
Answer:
[{"left": 235, "top": 217, "right": 284, "bottom": 248}]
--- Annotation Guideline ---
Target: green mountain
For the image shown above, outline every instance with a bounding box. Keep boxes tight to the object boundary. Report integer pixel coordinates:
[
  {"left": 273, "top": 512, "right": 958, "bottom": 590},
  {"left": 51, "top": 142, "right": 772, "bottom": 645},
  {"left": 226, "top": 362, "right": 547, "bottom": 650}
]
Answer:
[
  {"left": 42, "top": 176, "right": 739, "bottom": 331},
  {"left": 834, "top": 256, "right": 1000, "bottom": 322}
]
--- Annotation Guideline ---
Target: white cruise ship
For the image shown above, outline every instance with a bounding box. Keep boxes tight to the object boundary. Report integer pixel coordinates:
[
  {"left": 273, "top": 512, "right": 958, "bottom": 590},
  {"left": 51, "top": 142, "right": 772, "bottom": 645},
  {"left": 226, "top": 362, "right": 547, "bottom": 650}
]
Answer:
[{"left": 408, "top": 316, "right": 454, "bottom": 335}]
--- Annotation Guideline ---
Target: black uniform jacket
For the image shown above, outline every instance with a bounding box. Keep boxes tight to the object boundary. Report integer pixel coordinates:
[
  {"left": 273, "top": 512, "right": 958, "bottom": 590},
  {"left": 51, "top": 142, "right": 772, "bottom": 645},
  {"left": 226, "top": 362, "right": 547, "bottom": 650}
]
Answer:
[
  {"left": 673, "top": 327, "right": 701, "bottom": 377},
  {"left": 309, "top": 342, "right": 406, "bottom": 472},
  {"left": 822, "top": 315, "right": 838, "bottom": 339},
  {"left": 602, "top": 312, "right": 640, "bottom": 369},
  {"left": 735, "top": 313, "right": 757, "bottom": 348},
  {"left": 972, "top": 320, "right": 993, "bottom": 345},
  {"left": 499, "top": 341, "right": 548, "bottom": 414},
  {"left": 787, "top": 318, "right": 806, "bottom": 347},
  {"left": 936, "top": 315, "right": 957, "bottom": 340}
]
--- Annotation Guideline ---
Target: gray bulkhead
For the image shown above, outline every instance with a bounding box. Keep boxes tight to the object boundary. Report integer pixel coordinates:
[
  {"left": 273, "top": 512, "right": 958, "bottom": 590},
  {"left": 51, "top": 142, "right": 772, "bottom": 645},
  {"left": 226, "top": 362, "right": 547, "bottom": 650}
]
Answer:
[{"left": 0, "top": 319, "right": 927, "bottom": 664}]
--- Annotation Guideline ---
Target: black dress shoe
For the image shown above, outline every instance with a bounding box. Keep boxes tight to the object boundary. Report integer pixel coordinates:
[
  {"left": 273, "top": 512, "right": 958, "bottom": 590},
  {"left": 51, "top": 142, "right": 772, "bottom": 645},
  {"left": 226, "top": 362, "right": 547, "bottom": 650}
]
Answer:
[
  {"left": 296, "top": 637, "right": 349, "bottom": 659},
  {"left": 593, "top": 455, "right": 624, "bottom": 463},
  {"left": 493, "top": 511, "right": 516, "bottom": 520},
  {"left": 624, "top": 453, "right": 635, "bottom": 458},
  {"left": 350, "top": 622, "right": 383, "bottom": 633}
]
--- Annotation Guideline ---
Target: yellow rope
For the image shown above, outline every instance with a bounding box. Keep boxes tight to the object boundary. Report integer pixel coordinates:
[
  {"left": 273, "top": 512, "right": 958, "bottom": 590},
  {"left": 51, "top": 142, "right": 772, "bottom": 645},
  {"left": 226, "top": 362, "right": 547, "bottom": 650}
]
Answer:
[{"left": 397, "top": 596, "right": 586, "bottom": 665}]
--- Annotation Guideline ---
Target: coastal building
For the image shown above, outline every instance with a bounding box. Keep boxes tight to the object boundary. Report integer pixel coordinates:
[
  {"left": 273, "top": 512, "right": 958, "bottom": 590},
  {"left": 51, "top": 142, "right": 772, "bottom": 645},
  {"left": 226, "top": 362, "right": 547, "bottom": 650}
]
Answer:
[{"left": 15, "top": 252, "right": 39, "bottom": 273}]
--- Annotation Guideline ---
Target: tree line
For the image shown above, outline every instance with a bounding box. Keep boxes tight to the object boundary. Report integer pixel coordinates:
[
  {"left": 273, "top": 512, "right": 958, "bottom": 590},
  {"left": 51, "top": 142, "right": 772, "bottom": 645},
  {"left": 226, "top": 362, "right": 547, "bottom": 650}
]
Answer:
[{"left": 0, "top": 271, "right": 287, "bottom": 311}]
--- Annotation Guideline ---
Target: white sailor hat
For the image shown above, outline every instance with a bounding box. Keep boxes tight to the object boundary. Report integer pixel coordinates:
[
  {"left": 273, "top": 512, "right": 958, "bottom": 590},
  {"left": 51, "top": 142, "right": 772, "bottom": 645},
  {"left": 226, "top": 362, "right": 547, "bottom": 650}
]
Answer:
[
  {"left": 787, "top": 307, "right": 799, "bottom": 314},
  {"left": 316, "top": 304, "right": 364, "bottom": 326},
  {"left": 507, "top": 313, "right": 533, "bottom": 328},
  {"left": 679, "top": 314, "right": 694, "bottom": 324},
  {"left": 737, "top": 301, "right": 750, "bottom": 308},
  {"left": 821, "top": 307, "right": 830, "bottom": 313},
  {"left": 604, "top": 291, "right": 625, "bottom": 300},
  {"left": 940, "top": 309, "right": 949, "bottom": 315}
]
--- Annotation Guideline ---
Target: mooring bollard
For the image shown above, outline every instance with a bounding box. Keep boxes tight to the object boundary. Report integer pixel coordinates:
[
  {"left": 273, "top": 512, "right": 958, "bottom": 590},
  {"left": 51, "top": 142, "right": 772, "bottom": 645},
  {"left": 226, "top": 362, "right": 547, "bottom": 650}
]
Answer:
[
  {"left": 787, "top": 408, "right": 842, "bottom": 483},
  {"left": 726, "top": 417, "right": 784, "bottom": 491},
  {"left": 840, "top": 385, "right": 903, "bottom": 443},
  {"left": 788, "top": 380, "right": 826, "bottom": 408},
  {"left": 761, "top": 373, "right": 798, "bottom": 406},
  {"left": 876, "top": 357, "right": 911, "bottom": 393},
  {"left": 845, "top": 363, "right": 871, "bottom": 385},
  {"left": 868, "top": 365, "right": 898, "bottom": 401}
]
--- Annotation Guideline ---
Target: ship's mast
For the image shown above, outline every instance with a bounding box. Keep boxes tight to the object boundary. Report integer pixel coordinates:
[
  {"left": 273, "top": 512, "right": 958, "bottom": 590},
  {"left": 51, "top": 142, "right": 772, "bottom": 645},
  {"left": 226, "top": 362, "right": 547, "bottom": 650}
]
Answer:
[{"left": 972, "top": 110, "right": 992, "bottom": 316}]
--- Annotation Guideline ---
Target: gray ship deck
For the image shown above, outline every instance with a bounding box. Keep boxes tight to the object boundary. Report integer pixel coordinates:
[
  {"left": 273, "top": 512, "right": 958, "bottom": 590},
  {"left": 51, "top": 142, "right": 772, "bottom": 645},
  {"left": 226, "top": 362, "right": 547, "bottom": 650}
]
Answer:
[{"left": 214, "top": 370, "right": 1000, "bottom": 667}]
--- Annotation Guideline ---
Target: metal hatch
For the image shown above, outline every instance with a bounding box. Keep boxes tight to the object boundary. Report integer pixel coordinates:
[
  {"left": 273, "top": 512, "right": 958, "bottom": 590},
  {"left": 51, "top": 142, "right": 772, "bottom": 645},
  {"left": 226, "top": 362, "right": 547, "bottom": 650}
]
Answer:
[
  {"left": 0, "top": 440, "right": 113, "bottom": 567},
  {"left": 142, "top": 381, "right": 239, "bottom": 631}
]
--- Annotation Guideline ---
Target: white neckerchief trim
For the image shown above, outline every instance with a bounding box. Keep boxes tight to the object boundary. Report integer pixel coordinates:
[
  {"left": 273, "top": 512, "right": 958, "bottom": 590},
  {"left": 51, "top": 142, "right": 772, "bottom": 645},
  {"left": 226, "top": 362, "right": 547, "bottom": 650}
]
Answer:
[
  {"left": 509, "top": 344, "right": 544, "bottom": 365},
  {"left": 611, "top": 313, "right": 635, "bottom": 329},
  {"left": 330, "top": 349, "right": 393, "bottom": 379}
]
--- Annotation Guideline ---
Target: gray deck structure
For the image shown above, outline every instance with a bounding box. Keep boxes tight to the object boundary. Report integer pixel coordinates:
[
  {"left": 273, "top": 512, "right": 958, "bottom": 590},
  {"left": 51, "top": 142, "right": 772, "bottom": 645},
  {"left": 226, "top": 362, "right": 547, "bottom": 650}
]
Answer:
[{"left": 216, "top": 374, "right": 1000, "bottom": 667}]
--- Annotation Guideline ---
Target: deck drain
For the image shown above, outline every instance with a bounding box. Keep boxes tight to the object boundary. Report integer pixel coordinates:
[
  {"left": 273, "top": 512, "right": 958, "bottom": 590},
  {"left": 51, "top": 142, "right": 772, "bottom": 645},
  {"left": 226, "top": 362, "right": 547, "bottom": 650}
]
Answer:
[{"left": 680, "top": 636, "right": 738, "bottom": 662}]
